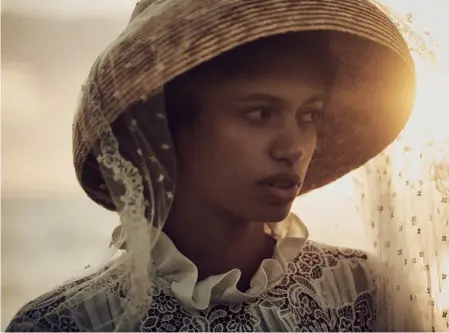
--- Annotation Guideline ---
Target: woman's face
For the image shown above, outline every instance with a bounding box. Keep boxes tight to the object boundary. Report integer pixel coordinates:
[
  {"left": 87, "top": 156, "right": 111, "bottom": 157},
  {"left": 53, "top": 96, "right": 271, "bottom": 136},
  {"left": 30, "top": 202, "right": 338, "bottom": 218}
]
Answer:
[{"left": 175, "top": 47, "right": 326, "bottom": 223}]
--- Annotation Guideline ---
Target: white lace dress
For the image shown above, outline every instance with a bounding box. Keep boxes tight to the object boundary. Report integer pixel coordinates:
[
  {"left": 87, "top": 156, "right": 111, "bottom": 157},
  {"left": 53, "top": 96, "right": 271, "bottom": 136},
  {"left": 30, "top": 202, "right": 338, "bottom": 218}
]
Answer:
[{"left": 5, "top": 215, "right": 412, "bottom": 332}]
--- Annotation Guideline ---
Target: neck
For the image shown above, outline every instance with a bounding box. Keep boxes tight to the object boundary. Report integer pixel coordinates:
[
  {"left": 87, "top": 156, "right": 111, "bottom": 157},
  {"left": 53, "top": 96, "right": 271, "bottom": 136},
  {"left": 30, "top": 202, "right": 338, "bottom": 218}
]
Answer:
[{"left": 163, "top": 191, "right": 275, "bottom": 290}]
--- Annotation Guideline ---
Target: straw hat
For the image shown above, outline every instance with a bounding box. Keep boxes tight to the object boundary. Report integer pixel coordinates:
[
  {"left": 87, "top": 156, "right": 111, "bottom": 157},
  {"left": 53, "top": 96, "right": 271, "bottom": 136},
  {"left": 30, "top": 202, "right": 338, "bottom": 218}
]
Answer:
[{"left": 73, "top": 0, "right": 416, "bottom": 211}]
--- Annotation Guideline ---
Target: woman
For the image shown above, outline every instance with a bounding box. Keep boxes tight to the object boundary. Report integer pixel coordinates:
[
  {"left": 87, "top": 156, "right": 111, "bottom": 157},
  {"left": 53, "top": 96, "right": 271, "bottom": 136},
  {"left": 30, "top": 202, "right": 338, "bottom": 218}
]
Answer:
[{"left": 6, "top": 0, "right": 420, "bottom": 331}]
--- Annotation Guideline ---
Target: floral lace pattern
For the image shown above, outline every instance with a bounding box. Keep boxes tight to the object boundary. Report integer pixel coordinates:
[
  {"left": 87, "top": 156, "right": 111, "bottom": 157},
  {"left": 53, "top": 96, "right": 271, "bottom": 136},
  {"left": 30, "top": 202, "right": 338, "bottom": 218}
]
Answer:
[
  {"left": 5, "top": 294, "right": 81, "bottom": 332},
  {"left": 6, "top": 242, "right": 379, "bottom": 332}
]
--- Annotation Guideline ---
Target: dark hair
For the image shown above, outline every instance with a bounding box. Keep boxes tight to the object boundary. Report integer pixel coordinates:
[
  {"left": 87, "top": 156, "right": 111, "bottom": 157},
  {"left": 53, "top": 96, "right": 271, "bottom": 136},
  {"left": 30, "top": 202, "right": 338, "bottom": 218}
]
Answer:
[{"left": 164, "top": 30, "right": 337, "bottom": 139}]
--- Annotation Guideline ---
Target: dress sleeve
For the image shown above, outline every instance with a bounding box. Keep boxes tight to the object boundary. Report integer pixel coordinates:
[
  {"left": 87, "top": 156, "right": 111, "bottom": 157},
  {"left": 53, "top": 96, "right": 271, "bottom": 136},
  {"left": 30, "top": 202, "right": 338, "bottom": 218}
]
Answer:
[
  {"left": 5, "top": 309, "right": 56, "bottom": 332},
  {"left": 5, "top": 291, "right": 82, "bottom": 332}
]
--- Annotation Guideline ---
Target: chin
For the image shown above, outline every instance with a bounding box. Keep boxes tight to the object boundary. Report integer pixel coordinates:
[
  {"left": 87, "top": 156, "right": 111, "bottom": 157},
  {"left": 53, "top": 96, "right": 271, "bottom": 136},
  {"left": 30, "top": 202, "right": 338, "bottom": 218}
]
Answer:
[{"left": 248, "top": 205, "right": 292, "bottom": 223}]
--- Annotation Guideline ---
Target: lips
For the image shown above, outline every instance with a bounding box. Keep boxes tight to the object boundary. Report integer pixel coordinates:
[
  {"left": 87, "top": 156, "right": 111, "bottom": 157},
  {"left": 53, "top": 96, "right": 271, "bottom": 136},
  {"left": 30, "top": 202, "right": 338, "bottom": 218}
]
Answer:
[
  {"left": 258, "top": 173, "right": 302, "bottom": 202},
  {"left": 259, "top": 172, "right": 302, "bottom": 187}
]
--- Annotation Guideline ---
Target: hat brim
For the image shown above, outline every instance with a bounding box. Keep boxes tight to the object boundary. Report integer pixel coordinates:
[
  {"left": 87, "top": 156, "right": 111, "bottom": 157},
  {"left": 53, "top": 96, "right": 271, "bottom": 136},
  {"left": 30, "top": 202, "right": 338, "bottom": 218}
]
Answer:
[{"left": 73, "top": 0, "right": 416, "bottom": 210}]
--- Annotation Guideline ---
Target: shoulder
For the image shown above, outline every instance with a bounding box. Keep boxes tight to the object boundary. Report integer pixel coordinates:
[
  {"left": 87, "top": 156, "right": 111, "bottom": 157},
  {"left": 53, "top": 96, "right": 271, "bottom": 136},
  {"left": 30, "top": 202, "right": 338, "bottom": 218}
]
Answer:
[
  {"left": 289, "top": 240, "right": 379, "bottom": 299},
  {"left": 299, "top": 240, "right": 370, "bottom": 261},
  {"left": 5, "top": 282, "right": 83, "bottom": 332},
  {"left": 293, "top": 240, "right": 372, "bottom": 270},
  {"left": 5, "top": 273, "right": 121, "bottom": 332},
  {"left": 258, "top": 241, "right": 381, "bottom": 331}
]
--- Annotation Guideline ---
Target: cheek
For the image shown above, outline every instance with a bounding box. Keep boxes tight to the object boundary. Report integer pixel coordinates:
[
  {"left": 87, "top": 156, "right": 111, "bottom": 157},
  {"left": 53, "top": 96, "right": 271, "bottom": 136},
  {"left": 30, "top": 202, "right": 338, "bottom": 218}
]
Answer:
[
  {"left": 307, "top": 136, "right": 318, "bottom": 159},
  {"left": 215, "top": 125, "right": 267, "bottom": 163},
  {"left": 301, "top": 126, "right": 318, "bottom": 160},
  {"left": 197, "top": 123, "right": 266, "bottom": 181}
]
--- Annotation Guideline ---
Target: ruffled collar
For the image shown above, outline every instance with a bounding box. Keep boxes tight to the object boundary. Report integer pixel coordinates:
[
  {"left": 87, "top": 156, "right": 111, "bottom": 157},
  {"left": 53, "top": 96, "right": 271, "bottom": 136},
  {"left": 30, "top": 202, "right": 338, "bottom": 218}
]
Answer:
[{"left": 151, "top": 213, "right": 309, "bottom": 310}]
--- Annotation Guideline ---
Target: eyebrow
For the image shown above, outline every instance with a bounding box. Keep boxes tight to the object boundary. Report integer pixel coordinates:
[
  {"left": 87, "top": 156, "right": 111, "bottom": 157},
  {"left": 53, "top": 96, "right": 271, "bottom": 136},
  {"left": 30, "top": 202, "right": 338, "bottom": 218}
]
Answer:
[
  {"left": 302, "top": 94, "right": 326, "bottom": 106},
  {"left": 232, "top": 93, "right": 325, "bottom": 106}
]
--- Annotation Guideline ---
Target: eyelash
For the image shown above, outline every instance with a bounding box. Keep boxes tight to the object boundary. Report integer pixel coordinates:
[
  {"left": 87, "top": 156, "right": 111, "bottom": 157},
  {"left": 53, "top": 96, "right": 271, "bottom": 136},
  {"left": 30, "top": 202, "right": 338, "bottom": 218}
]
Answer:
[
  {"left": 245, "top": 108, "right": 322, "bottom": 123},
  {"left": 300, "top": 109, "right": 322, "bottom": 122},
  {"left": 245, "top": 108, "right": 275, "bottom": 122}
]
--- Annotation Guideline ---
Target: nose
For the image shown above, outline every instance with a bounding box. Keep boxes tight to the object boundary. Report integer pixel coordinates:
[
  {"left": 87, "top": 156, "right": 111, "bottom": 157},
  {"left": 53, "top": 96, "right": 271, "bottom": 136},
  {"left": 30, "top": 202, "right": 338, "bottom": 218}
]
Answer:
[{"left": 270, "top": 123, "right": 308, "bottom": 166}]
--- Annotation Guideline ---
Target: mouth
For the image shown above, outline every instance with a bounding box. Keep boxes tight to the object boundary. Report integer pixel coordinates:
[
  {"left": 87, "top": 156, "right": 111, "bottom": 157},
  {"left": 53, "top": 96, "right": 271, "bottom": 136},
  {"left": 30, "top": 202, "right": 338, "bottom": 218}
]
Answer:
[
  {"left": 267, "top": 182, "right": 299, "bottom": 189},
  {"left": 258, "top": 173, "right": 302, "bottom": 202}
]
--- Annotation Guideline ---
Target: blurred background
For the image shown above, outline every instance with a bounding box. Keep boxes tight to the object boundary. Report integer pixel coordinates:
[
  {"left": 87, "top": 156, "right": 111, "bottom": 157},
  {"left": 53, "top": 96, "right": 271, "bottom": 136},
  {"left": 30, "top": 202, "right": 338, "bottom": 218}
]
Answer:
[
  {"left": 1, "top": 1, "right": 136, "bottom": 328},
  {"left": 1, "top": 0, "right": 449, "bottom": 330}
]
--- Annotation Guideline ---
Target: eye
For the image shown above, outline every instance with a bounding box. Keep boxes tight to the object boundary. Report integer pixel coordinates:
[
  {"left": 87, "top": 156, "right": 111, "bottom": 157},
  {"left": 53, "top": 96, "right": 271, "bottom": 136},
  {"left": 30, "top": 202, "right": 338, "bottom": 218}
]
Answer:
[
  {"left": 300, "top": 108, "right": 322, "bottom": 122},
  {"left": 245, "top": 108, "right": 275, "bottom": 122}
]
